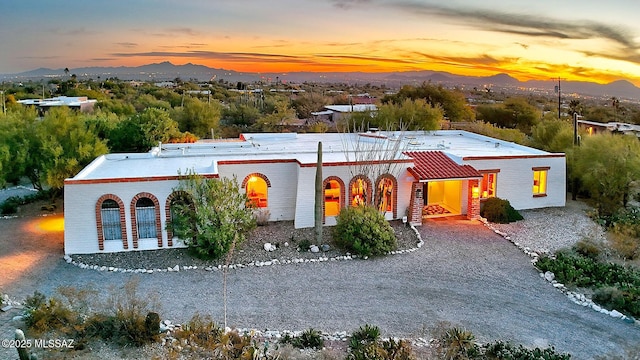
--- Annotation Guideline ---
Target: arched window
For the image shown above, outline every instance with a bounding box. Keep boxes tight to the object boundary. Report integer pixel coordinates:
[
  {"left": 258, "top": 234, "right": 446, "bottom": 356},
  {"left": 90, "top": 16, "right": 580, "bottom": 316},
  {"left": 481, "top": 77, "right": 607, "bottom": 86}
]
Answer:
[
  {"left": 376, "top": 176, "right": 395, "bottom": 213},
  {"left": 135, "top": 197, "right": 157, "bottom": 239},
  {"left": 96, "top": 194, "right": 127, "bottom": 251},
  {"left": 324, "top": 179, "right": 342, "bottom": 216},
  {"left": 246, "top": 176, "right": 268, "bottom": 208},
  {"left": 101, "top": 199, "right": 122, "bottom": 241},
  {"left": 350, "top": 176, "right": 371, "bottom": 207}
]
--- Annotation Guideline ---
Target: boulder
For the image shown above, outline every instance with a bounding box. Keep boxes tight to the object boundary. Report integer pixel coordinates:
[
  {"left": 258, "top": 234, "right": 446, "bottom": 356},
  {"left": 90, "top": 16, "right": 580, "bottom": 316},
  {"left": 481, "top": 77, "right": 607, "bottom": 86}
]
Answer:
[
  {"left": 310, "top": 245, "right": 320, "bottom": 253},
  {"left": 321, "top": 244, "right": 331, "bottom": 252},
  {"left": 544, "top": 271, "right": 555, "bottom": 282}
]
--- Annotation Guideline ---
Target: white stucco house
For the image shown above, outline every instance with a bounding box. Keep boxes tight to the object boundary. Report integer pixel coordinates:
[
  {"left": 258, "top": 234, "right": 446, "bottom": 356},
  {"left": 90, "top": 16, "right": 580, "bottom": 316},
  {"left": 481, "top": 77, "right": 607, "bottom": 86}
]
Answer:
[{"left": 63, "top": 130, "right": 566, "bottom": 255}]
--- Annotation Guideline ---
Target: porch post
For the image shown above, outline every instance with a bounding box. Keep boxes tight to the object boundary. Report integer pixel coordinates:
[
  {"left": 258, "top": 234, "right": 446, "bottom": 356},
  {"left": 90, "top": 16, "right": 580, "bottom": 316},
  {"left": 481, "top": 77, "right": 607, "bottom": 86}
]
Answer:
[
  {"left": 409, "top": 182, "right": 424, "bottom": 226},
  {"left": 467, "top": 179, "right": 480, "bottom": 220}
]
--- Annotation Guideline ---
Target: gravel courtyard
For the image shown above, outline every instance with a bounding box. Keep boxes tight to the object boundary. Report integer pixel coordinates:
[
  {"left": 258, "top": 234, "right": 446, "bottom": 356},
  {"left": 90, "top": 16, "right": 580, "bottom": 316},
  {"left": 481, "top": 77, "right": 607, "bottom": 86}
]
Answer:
[{"left": 1, "top": 198, "right": 639, "bottom": 359}]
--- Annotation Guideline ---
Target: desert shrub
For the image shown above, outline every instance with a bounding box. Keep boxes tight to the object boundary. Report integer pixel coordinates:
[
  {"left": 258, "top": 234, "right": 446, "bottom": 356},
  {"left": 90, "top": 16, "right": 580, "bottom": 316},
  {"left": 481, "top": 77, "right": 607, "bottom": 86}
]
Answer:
[
  {"left": 333, "top": 205, "right": 397, "bottom": 257},
  {"left": 536, "top": 251, "right": 640, "bottom": 317},
  {"left": 254, "top": 209, "right": 271, "bottom": 226},
  {"left": 175, "top": 313, "right": 222, "bottom": 348},
  {"left": 480, "top": 197, "right": 523, "bottom": 224},
  {"left": 298, "top": 238, "right": 312, "bottom": 251},
  {"left": 212, "top": 330, "right": 256, "bottom": 360},
  {"left": 280, "top": 328, "right": 325, "bottom": 350},
  {"left": 0, "top": 196, "right": 21, "bottom": 214},
  {"left": 574, "top": 238, "right": 602, "bottom": 259},
  {"left": 592, "top": 287, "right": 627, "bottom": 312},
  {"left": 103, "top": 278, "right": 161, "bottom": 346},
  {"left": 483, "top": 341, "right": 571, "bottom": 359},
  {"left": 608, "top": 231, "right": 640, "bottom": 260}
]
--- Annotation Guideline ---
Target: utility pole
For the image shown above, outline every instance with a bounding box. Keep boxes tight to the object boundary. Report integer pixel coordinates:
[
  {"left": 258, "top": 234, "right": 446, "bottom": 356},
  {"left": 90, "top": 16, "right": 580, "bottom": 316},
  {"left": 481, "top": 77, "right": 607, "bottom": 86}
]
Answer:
[{"left": 554, "top": 77, "right": 566, "bottom": 119}]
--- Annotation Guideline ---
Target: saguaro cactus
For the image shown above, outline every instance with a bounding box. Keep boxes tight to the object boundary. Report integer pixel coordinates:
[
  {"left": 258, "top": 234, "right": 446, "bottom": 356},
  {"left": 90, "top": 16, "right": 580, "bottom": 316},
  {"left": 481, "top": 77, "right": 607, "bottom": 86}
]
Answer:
[
  {"left": 314, "top": 141, "right": 323, "bottom": 245},
  {"left": 15, "top": 329, "right": 37, "bottom": 360}
]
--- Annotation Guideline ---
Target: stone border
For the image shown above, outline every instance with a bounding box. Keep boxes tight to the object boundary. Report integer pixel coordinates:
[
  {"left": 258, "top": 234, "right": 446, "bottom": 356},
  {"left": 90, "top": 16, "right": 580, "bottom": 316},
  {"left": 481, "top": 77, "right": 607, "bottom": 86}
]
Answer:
[
  {"left": 480, "top": 218, "right": 638, "bottom": 326},
  {"left": 63, "top": 224, "right": 425, "bottom": 274}
]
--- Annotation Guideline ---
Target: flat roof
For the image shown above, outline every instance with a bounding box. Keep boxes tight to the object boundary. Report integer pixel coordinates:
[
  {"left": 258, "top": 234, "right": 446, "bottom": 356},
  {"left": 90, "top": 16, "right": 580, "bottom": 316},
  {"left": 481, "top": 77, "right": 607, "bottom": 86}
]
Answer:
[{"left": 69, "top": 130, "right": 558, "bottom": 182}]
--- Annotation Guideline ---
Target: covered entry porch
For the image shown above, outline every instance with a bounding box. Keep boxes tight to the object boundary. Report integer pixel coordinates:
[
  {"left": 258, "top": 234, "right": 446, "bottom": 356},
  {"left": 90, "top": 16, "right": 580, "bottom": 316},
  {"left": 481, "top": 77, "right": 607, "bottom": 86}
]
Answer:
[{"left": 404, "top": 151, "right": 482, "bottom": 225}]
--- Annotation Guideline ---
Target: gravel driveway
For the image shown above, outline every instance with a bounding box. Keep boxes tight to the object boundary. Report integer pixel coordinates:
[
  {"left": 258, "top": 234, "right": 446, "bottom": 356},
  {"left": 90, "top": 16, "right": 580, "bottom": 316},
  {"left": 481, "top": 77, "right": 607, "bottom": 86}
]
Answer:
[{"left": 1, "top": 200, "right": 639, "bottom": 359}]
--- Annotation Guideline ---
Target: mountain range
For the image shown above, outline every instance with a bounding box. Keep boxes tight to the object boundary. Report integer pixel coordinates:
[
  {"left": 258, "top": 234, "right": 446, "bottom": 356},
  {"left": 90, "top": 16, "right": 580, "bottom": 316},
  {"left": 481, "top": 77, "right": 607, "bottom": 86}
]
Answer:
[{"left": 3, "top": 61, "right": 640, "bottom": 100}]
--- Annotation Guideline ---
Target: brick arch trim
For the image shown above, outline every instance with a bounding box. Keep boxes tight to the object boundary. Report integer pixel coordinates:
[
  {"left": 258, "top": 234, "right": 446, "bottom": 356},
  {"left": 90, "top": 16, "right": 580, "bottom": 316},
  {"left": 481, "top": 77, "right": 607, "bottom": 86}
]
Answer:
[
  {"left": 322, "top": 176, "right": 346, "bottom": 223},
  {"left": 348, "top": 175, "right": 373, "bottom": 207},
  {"left": 130, "top": 192, "right": 162, "bottom": 249},
  {"left": 241, "top": 173, "right": 271, "bottom": 188},
  {"left": 165, "top": 191, "right": 193, "bottom": 247},
  {"left": 375, "top": 174, "right": 398, "bottom": 219},
  {"left": 95, "top": 194, "right": 128, "bottom": 251}
]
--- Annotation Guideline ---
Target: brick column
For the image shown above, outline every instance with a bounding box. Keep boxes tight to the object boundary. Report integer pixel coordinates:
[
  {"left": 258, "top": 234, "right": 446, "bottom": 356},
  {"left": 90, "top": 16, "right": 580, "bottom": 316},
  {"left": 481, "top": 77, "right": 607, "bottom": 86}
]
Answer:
[
  {"left": 408, "top": 182, "right": 425, "bottom": 226},
  {"left": 467, "top": 179, "right": 480, "bottom": 220}
]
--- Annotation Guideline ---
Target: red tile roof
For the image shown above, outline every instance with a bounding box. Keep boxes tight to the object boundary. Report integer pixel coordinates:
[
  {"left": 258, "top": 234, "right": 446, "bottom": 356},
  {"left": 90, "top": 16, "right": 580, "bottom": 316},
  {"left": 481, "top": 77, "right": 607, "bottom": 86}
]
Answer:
[{"left": 404, "top": 151, "right": 482, "bottom": 180}]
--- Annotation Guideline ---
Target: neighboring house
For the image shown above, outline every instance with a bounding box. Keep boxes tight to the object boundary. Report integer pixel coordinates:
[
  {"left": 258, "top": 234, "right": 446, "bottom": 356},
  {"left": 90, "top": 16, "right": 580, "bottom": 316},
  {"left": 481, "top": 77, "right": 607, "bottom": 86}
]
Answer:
[
  {"left": 322, "top": 104, "right": 378, "bottom": 123},
  {"left": 577, "top": 119, "right": 640, "bottom": 138},
  {"left": 18, "top": 96, "right": 97, "bottom": 114},
  {"left": 64, "top": 130, "right": 566, "bottom": 254}
]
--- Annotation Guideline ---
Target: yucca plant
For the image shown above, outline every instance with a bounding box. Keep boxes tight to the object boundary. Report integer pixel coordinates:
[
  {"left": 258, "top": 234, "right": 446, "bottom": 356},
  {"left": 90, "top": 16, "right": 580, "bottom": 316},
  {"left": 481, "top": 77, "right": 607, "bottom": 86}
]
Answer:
[{"left": 441, "top": 327, "right": 478, "bottom": 360}]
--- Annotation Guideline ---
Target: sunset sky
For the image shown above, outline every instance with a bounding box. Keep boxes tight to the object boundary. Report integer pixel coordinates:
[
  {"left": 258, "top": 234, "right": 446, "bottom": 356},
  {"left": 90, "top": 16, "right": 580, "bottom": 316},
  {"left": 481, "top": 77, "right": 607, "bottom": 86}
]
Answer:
[{"left": 3, "top": 0, "right": 640, "bottom": 85}]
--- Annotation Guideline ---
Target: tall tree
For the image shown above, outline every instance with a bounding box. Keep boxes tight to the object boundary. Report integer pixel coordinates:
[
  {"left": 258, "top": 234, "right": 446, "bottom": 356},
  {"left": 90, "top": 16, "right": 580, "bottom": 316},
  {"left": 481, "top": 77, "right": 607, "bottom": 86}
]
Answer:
[
  {"left": 171, "top": 97, "right": 221, "bottom": 138},
  {"left": 109, "top": 108, "right": 181, "bottom": 152},
  {"left": 570, "top": 134, "right": 640, "bottom": 217},
  {"left": 37, "top": 107, "right": 109, "bottom": 192}
]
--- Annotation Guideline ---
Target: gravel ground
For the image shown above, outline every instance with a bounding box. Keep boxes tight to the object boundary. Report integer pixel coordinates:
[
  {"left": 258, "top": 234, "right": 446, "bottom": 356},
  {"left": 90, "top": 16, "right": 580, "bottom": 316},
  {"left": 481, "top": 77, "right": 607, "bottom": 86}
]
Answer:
[
  {"left": 490, "top": 197, "right": 607, "bottom": 254},
  {"left": 2, "top": 199, "right": 639, "bottom": 360},
  {"left": 71, "top": 220, "right": 418, "bottom": 271}
]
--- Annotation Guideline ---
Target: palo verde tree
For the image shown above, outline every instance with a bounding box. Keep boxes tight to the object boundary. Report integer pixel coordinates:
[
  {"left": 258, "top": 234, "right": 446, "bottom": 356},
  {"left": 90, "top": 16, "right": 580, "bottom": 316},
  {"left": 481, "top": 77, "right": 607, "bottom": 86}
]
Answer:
[
  {"left": 169, "top": 171, "right": 256, "bottom": 259},
  {"left": 570, "top": 133, "right": 640, "bottom": 217},
  {"left": 37, "top": 107, "right": 109, "bottom": 193}
]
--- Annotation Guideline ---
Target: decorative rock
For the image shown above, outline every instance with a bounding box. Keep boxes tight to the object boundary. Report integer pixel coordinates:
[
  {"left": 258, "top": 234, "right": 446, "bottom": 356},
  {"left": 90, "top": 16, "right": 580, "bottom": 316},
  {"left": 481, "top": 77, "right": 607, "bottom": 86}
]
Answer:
[
  {"left": 284, "top": 242, "right": 289, "bottom": 247},
  {"left": 1, "top": 305, "right": 13, "bottom": 312},
  {"left": 264, "top": 242, "right": 272, "bottom": 251},
  {"left": 12, "top": 315, "right": 23, "bottom": 322},
  {"left": 321, "top": 244, "right": 330, "bottom": 252},
  {"left": 544, "top": 271, "right": 555, "bottom": 282},
  {"left": 310, "top": 245, "right": 320, "bottom": 253},
  {"left": 610, "top": 310, "right": 624, "bottom": 318}
]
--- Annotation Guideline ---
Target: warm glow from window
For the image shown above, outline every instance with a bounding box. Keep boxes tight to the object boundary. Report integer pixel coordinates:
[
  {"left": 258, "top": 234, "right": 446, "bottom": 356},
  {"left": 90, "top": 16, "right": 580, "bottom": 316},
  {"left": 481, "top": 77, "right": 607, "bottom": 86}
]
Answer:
[
  {"left": 481, "top": 172, "right": 497, "bottom": 199},
  {"left": 247, "top": 176, "right": 268, "bottom": 208},
  {"left": 472, "top": 185, "right": 480, "bottom": 199},
  {"left": 324, "top": 180, "right": 341, "bottom": 216},
  {"left": 533, "top": 170, "right": 548, "bottom": 195},
  {"left": 351, "top": 178, "right": 368, "bottom": 206},
  {"left": 376, "top": 177, "right": 393, "bottom": 212}
]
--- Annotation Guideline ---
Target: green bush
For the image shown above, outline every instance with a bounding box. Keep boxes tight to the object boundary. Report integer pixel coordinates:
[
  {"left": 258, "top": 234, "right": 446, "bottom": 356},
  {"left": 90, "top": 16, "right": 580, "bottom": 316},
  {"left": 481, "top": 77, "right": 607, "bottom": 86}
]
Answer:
[
  {"left": 0, "top": 196, "right": 21, "bottom": 215},
  {"left": 483, "top": 341, "right": 571, "bottom": 359},
  {"left": 536, "top": 251, "right": 640, "bottom": 317},
  {"left": 280, "top": 328, "right": 325, "bottom": 350},
  {"left": 333, "top": 205, "right": 397, "bottom": 257},
  {"left": 480, "top": 197, "right": 523, "bottom": 223}
]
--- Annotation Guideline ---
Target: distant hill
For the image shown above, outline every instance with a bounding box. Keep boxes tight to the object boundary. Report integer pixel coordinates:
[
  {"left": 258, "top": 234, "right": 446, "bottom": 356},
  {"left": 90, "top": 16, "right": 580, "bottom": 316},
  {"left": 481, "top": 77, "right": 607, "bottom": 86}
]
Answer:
[{"left": 3, "top": 61, "right": 640, "bottom": 100}]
